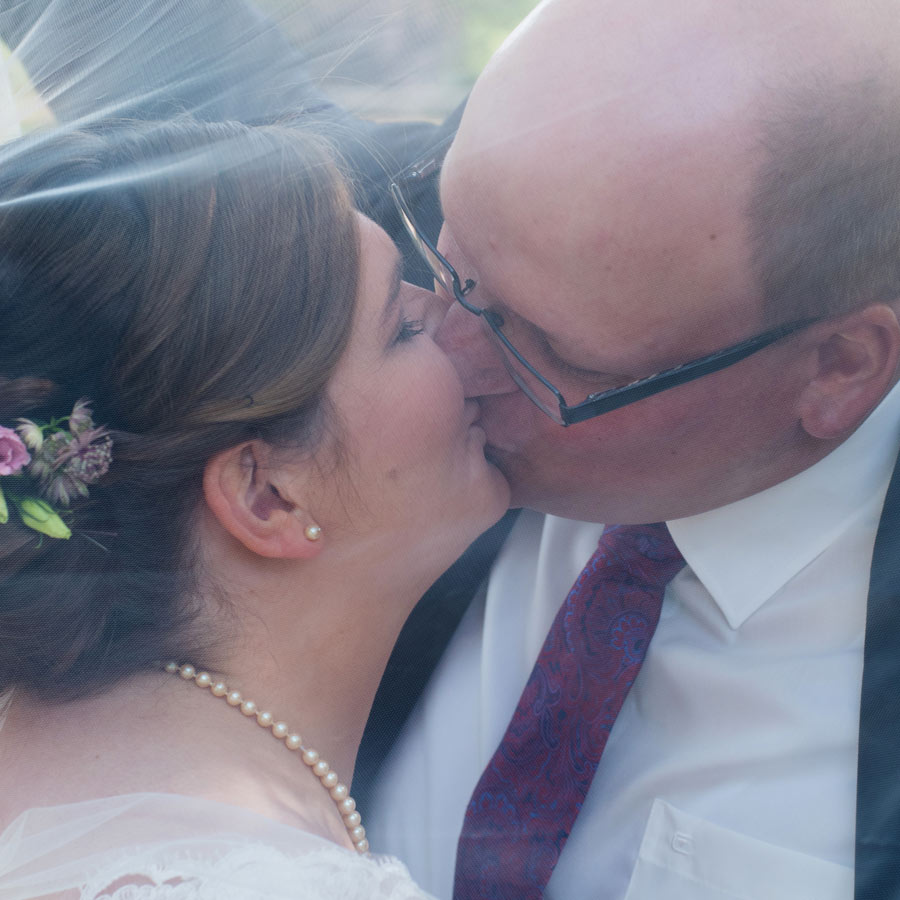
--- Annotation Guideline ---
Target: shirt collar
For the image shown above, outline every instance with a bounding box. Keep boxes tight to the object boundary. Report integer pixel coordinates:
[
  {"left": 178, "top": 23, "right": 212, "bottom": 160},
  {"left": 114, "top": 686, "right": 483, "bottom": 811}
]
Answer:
[{"left": 667, "top": 382, "right": 900, "bottom": 630}]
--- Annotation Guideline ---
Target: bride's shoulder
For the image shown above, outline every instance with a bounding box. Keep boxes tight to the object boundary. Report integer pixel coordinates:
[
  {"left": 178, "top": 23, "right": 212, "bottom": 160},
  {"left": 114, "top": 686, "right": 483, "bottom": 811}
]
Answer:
[
  {"left": 0, "top": 793, "right": 435, "bottom": 900},
  {"left": 82, "top": 844, "right": 433, "bottom": 900},
  {"left": 15, "top": 851, "right": 433, "bottom": 900}
]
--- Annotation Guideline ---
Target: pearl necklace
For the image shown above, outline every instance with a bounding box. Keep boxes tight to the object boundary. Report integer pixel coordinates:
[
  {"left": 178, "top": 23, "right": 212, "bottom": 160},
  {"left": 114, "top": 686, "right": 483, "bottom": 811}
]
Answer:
[{"left": 164, "top": 661, "right": 368, "bottom": 854}]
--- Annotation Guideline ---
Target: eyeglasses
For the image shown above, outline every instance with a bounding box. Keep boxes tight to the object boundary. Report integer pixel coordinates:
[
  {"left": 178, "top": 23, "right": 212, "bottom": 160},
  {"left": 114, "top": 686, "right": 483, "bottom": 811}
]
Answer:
[{"left": 390, "top": 138, "right": 818, "bottom": 426}]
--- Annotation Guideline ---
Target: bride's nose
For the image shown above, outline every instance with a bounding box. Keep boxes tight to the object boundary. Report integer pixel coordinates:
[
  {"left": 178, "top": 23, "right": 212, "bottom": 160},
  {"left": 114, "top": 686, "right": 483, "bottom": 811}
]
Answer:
[{"left": 434, "top": 302, "right": 518, "bottom": 398}]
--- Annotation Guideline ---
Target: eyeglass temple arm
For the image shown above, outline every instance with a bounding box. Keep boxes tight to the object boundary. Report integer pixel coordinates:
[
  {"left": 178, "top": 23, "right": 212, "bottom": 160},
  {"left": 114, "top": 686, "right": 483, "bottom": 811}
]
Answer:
[{"left": 561, "top": 319, "right": 817, "bottom": 425}]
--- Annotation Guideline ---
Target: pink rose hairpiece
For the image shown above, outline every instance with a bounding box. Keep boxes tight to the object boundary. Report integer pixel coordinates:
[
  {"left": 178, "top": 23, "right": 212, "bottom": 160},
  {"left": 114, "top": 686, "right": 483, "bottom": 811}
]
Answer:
[{"left": 0, "top": 399, "right": 113, "bottom": 541}]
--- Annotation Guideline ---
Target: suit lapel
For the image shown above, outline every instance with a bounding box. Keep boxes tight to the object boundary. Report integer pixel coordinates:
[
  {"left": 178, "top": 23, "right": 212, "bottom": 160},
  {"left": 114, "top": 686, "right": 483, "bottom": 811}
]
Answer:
[
  {"left": 353, "top": 510, "right": 519, "bottom": 809},
  {"left": 855, "top": 445, "right": 900, "bottom": 899}
]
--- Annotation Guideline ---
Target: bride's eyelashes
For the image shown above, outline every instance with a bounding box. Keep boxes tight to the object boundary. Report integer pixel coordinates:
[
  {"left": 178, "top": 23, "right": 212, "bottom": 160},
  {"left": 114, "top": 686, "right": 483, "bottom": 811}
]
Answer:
[{"left": 393, "top": 316, "right": 426, "bottom": 345}]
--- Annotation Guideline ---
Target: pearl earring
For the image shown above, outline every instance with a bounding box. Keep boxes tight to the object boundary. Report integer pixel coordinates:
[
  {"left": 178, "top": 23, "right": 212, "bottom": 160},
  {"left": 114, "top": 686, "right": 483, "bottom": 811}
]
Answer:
[{"left": 304, "top": 524, "right": 322, "bottom": 541}]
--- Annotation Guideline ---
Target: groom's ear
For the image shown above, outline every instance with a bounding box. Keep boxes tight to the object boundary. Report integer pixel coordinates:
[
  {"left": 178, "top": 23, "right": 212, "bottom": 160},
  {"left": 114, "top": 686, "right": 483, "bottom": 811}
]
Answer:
[{"left": 203, "top": 441, "right": 322, "bottom": 559}]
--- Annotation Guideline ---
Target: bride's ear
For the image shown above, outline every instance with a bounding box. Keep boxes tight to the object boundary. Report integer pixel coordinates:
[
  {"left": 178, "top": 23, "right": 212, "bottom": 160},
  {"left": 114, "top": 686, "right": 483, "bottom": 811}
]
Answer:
[{"left": 202, "top": 442, "right": 323, "bottom": 559}]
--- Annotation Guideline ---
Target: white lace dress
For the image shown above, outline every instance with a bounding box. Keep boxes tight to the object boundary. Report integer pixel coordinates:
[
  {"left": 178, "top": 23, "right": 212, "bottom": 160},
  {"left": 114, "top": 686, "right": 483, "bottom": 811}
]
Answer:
[
  {"left": 0, "top": 698, "right": 436, "bottom": 900},
  {"left": 0, "top": 792, "right": 437, "bottom": 900}
]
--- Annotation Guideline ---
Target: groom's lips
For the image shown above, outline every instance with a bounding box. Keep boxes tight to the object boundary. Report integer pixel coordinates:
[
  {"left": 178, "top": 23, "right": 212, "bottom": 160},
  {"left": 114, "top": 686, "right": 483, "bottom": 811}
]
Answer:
[{"left": 482, "top": 438, "right": 508, "bottom": 469}]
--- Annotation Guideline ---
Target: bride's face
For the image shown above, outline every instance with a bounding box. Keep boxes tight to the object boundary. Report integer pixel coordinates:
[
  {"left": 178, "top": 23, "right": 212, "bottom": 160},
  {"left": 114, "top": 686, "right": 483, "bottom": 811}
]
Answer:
[{"left": 316, "top": 215, "right": 509, "bottom": 567}]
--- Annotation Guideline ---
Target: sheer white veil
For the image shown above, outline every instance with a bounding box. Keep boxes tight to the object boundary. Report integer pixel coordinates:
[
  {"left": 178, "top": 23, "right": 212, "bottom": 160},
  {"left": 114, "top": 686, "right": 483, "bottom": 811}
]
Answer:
[
  {"left": 0, "top": 51, "right": 20, "bottom": 142},
  {"left": 0, "top": 0, "right": 468, "bottom": 295}
]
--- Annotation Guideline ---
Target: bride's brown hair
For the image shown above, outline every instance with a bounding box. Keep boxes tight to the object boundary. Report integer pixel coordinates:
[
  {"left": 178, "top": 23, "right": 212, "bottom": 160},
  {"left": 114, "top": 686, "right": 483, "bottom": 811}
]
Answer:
[{"left": 0, "top": 119, "right": 360, "bottom": 700}]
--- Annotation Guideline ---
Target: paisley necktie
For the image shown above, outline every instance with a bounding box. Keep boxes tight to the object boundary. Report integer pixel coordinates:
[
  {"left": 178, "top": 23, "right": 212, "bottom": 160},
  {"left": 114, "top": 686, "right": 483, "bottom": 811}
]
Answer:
[{"left": 454, "top": 522, "right": 685, "bottom": 900}]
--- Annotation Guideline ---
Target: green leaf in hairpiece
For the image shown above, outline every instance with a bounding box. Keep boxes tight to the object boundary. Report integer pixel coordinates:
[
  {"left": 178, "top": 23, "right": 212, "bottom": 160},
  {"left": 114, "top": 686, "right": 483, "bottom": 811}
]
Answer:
[{"left": 13, "top": 495, "right": 71, "bottom": 540}]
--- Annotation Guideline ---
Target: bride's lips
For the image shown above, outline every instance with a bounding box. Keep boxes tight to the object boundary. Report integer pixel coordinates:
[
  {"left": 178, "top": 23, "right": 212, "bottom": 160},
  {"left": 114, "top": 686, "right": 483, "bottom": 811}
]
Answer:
[{"left": 464, "top": 401, "right": 490, "bottom": 447}]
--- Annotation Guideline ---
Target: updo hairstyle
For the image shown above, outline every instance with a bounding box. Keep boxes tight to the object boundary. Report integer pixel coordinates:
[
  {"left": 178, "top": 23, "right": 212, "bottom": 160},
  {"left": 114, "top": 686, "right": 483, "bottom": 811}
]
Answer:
[{"left": 0, "top": 119, "right": 360, "bottom": 701}]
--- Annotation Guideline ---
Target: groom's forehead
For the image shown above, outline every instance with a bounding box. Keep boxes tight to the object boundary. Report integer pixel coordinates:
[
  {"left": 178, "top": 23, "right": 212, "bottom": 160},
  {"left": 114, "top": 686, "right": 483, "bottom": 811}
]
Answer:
[
  {"left": 439, "top": 132, "right": 763, "bottom": 371},
  {"left": 441, "top": 71, "right": 772, "bottom": 347}
]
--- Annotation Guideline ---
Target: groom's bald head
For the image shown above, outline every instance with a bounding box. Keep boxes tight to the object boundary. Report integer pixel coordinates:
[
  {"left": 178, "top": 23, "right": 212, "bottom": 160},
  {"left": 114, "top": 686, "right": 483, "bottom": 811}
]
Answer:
[{"left": 434, "top": 0, "right": 900, "bottom": 521}]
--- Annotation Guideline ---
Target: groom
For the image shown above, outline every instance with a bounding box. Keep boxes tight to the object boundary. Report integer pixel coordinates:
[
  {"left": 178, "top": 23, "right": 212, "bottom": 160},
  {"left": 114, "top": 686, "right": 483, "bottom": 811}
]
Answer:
[{"left": 365, "top": 0, "right": 900, "bottom": 898}]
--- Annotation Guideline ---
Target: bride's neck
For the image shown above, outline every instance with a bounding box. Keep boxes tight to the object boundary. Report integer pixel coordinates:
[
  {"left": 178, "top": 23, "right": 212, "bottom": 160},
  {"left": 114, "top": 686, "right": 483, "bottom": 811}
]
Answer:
[
  {"left": 196, "top": 545, "right": 434, "bottom": 786},
  {"left": 0, "top": 550, "right": 434, "bottom": 846}
]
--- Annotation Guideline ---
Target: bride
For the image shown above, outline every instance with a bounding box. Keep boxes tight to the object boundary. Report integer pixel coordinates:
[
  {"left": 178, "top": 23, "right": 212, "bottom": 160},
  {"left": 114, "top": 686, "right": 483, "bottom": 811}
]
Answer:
[{"left": 0, "top": 119, "right": 508, "bottom": 897}]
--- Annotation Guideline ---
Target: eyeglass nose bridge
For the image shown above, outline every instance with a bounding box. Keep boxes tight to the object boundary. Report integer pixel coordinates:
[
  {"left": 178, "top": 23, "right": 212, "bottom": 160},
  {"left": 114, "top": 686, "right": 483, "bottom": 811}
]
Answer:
[
  {"left": 455, "top": 276, "right": 479, "bottom": 311},
  {"left": 475, "top": 312, "right": 569, "bottom": 425},
  {"left": 392, "top": 169, "right": 566, "bottom": 424}
]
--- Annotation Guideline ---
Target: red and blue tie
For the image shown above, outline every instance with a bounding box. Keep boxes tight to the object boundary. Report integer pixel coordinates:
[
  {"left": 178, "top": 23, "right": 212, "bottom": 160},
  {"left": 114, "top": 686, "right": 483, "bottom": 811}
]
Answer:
[{"left": 453, "top": 522, "right": 685, "bottom": 900}]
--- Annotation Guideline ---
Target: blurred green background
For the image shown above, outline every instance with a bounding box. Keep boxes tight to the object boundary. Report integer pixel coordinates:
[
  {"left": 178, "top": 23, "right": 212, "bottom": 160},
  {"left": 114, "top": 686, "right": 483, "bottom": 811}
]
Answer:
[{"left": 256, "top": 0, "right": 540, "bottom": 120}]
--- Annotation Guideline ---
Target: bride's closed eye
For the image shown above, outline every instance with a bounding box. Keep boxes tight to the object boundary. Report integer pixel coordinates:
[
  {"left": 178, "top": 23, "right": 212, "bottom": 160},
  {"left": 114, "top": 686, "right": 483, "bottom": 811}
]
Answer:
[
  {"left": 394, "top": 316, "right": 426, "bottom": 344},
  {"left": 392, "top": 289, "right": 447, "bottom": 347}
]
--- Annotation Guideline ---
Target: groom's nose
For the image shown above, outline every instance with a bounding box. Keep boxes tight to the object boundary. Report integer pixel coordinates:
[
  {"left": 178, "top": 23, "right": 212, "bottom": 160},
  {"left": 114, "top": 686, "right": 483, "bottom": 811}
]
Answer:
[{"left": 435, "top": 301, "right": 519, "bottom": 398}]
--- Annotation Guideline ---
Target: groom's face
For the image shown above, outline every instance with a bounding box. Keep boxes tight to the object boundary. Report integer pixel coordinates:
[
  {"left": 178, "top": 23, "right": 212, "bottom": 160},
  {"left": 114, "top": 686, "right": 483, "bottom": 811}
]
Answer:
[
  {"left": 431, "top": 3, "right": 814, "bottom": 524},
  {"left": 433, "top": 149, "right": 806, "bottom": 525}
]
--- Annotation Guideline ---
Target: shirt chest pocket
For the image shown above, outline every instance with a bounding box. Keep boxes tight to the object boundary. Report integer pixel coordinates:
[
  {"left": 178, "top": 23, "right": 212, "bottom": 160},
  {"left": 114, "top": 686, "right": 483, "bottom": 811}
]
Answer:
[{"left": 623, "top": 800, "right": 854, "bottom": 900}]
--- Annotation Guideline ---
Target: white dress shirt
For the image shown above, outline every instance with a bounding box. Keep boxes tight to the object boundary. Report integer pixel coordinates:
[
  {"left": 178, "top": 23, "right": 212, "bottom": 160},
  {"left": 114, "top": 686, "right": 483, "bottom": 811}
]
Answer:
[{"left": 369, "top": 382, "right": 900, "bottom": 900}]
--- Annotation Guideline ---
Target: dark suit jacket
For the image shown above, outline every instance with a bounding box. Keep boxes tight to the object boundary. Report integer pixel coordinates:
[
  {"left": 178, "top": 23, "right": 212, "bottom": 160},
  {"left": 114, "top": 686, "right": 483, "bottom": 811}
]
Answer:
[{"left": 856, "top": 445, "right": 900, "bottom": 899}]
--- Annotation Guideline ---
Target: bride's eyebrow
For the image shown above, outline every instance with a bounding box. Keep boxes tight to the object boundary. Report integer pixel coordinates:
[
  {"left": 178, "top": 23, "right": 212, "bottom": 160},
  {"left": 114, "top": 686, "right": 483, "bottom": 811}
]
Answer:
[{"left": 379, "top": 254, "right": 404, "bottom": 327}]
